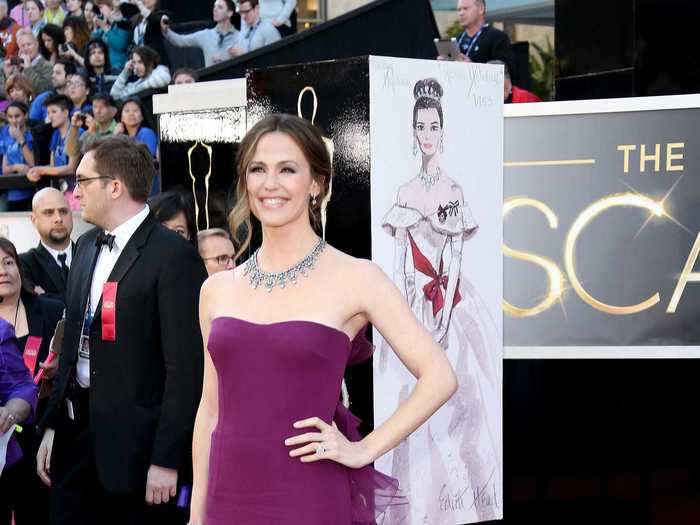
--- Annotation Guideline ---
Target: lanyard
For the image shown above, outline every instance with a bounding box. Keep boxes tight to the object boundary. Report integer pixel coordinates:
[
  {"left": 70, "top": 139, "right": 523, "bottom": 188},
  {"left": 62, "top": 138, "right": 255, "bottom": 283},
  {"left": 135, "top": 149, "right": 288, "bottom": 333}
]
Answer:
[
  {"left": 458, "top": 24, "right": 487, "bottom": 57},
  {"left": 245, "top": 23, "right": 260, "bottom": 51}
]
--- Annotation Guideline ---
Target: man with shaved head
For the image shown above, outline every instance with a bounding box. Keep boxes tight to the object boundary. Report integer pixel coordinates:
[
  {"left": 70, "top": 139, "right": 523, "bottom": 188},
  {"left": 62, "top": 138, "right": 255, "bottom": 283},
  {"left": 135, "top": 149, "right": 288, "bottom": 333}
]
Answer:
[{"left": 20, "top": 187, "right": 74, "bottom": 299}]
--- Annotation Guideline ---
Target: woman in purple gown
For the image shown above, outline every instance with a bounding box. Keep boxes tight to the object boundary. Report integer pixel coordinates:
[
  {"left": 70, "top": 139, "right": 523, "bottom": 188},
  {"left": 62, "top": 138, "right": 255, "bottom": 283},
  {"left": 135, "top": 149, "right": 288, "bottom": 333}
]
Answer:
[{"left": 190, "top": 114, "right": 458, "bottom": 525}]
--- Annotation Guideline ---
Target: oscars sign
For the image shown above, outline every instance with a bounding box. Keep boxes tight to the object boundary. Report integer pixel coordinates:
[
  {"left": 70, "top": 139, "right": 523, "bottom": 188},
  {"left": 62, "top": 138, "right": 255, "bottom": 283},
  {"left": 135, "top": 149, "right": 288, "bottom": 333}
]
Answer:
[{"left": 503, "top": 96, "right": 700, "bottom": 356}]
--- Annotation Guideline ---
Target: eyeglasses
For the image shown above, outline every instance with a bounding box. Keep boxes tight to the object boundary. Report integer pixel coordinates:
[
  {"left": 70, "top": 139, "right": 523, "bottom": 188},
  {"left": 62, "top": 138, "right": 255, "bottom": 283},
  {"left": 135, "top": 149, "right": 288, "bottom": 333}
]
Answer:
[
  {"left": 203, "top": 254, "right": 234, "bottom": 266},
  {"left": 75, "top": 175, "right": 114, "bottom": 188},
  {"left": 67, "top": 80, "right": 86, "bottom": 88}
]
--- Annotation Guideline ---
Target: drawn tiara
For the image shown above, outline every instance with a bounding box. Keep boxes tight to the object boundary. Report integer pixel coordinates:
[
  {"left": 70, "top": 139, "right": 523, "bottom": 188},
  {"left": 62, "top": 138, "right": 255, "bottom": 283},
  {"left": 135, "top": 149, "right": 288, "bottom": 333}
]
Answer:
[{"left": 414, "top": 82, "right": 442, "bottom": 101}]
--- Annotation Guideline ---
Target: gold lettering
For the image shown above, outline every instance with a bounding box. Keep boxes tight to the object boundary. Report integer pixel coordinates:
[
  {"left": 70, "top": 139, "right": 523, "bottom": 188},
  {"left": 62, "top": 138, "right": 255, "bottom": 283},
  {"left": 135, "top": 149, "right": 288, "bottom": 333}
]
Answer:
[
  {"left": 564, "top": 193, "right": 664, "bottom": 315},
  {"left": 666, "top": 142, "right": 685, "bottom": 172},
  {"left": 639, "top": 144, "right": 661, "bottom": 172},
  {"left": 617, "top": 144, "right": 637, "bottom": 174},
  {"left": 666, "top": 232, "right": 700, "bottom": 313},
  {"left": 502, "top": 198, "right": 564, "bottom": 317}
]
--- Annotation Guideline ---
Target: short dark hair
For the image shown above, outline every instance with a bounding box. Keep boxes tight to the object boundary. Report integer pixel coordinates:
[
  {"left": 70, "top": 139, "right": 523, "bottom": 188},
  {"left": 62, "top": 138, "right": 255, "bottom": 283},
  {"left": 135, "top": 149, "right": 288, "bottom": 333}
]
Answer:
[
  {"left": 44, "top": 93, "right": 72, "bottom": 112},
  {"left": 7, "top": 101, "right": 29, "bottom": 115},
  {"left": 69, "top": 71, "right": 91, "bottom": 90},
  {"left": 149, "top": 191, "right": 197, "bottom": 247},
  {"left": 239, "top": 0, "right": 258, "bottom": 8},
  {"left": 83, "top": 135, "right": 155, "bottom": 203},
  {"left": 55, "top": 59, "right": 77, "bottom": 77},
  {"left": 91, "top": 92, "right": 116, "bottom": 107},
  {"left": 172, "top": 67, "right": 198, "bottom": 83}
]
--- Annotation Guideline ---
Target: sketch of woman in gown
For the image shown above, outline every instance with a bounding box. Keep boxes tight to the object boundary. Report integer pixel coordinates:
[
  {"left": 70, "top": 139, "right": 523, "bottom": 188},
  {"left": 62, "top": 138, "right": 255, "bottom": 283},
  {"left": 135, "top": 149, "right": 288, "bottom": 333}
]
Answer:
[{"left": 378, "top": 78, "right": 502, "bottom": 524}]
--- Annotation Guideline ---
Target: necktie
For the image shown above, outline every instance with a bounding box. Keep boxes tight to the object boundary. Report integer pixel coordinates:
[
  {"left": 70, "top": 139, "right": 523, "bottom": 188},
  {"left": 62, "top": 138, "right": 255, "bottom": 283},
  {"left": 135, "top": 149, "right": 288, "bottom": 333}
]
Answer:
[
  {"left": 57, "top": 252, "right": 69, "bottom": 281},
  {"left": 95, "top": 232, "right": 116, "bottom": 251}
]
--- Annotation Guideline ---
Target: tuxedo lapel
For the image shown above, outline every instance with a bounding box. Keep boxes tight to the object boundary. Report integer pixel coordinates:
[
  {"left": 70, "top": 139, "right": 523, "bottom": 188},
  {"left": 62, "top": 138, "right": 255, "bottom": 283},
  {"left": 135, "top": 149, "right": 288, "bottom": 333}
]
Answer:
[{"left": 36, "top": 243, "right": 65, "bottom": 291}]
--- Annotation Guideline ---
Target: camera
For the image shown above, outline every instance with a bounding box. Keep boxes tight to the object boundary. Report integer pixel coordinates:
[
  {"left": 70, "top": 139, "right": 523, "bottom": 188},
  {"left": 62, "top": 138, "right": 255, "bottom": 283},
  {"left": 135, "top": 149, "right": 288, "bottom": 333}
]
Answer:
[
  {"left": 60, "top": 43, "right": 69, "bottom": 53},
  {"left": 9, "top": 56, "right": 21, "bottom": 67},
  {"left": 161, "top": 15, "right": 170, "bottom": 26}
]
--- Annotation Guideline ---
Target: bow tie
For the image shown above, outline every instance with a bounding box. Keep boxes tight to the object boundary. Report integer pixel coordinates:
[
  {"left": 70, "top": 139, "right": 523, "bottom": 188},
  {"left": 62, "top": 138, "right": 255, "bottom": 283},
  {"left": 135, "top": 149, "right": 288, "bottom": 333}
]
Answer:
[{"left": 95, "top": 232, "right": 116, "bottom": 251}]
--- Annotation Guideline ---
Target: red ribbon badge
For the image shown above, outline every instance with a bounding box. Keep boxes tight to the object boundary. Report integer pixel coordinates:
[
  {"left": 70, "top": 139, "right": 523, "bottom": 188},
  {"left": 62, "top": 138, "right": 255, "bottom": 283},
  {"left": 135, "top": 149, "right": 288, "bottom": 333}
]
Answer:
[
  {"left": 23, "top": 336, "right": 42, "bottom": 374},
  {"left": 102, "top": 281, "right": 118, "bottom": 342}
]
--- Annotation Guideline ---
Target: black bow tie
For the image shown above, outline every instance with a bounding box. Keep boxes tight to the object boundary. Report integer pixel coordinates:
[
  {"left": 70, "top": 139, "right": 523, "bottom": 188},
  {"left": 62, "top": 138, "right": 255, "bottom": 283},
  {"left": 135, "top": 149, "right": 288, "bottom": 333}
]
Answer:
[{"left": 95, "top": 232, "right": 116, "bottom": 251}]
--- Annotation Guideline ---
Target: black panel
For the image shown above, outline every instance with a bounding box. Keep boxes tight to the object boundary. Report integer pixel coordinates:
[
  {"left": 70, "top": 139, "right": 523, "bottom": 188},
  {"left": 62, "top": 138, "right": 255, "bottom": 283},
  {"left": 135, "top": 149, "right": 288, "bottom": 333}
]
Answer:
[
  {"left": 555, "top": 68, "right": 635, "bottom": 100},
  {"left": 555, "top": 0, "right": 635, "bottom": 78},
  {"left": 555, "top": 0, "right": 700, "bottom": 99},
  {"left": 247, "top": 58, "right": 374, "bottom": 434}
]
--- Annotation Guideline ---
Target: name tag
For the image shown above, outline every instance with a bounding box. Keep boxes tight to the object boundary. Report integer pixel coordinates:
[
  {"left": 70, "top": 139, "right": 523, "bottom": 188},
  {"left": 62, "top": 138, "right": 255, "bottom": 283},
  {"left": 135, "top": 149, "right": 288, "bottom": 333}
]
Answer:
[
  {"left": 78, "top": 333, "right": 90, "bottom": 360},
  {"left": 102, "top": 281, "right": 117, "bottom": 342},
  {"left": 23, "top": 336, "right": 42, "bottom": 374}
]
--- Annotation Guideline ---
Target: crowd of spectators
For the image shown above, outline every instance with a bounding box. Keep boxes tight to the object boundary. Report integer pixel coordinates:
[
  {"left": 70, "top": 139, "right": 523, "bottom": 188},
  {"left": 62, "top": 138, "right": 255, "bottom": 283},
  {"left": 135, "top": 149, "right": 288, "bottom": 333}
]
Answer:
[{"left": 0, "top": 0, "right": 298, "bottom": 213}]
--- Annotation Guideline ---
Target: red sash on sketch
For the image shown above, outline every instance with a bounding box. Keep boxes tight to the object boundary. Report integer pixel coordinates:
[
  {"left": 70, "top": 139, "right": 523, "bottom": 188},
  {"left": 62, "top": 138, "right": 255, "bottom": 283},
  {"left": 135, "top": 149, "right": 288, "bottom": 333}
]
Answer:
[{"left": 407, "top": 231, "right": 461, "bottom": 317}]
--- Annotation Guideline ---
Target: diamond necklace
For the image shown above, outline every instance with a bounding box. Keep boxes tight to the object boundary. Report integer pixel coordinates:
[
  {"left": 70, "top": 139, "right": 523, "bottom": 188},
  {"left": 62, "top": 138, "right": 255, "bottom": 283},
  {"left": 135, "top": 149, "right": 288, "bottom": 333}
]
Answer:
[
  {"left": 243, "top": 238, "right": 326, "bottom": 292},
  {"left": 418, "top": 166, "right": 441, "bottom": 191}
]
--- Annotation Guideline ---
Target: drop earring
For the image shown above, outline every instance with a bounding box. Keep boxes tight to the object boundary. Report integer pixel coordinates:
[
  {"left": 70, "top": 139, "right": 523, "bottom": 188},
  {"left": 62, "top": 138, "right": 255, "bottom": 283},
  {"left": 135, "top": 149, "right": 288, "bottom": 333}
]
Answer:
[
  {"left": 440, "top": 135, "right": 444, "bottom": 154},
  {"left": 311, "top": 194, "right": 318, "bottom": 206},
  {"left": 413, "top": 137, "right": 418, "bottom": 156}
]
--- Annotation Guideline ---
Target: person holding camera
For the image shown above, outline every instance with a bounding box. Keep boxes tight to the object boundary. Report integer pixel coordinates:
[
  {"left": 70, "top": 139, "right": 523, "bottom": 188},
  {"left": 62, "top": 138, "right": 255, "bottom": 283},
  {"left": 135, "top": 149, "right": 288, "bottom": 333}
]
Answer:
[
  {"left": 65, "top": 92, "right": 118, "bottom": 159},
  {"left": 91, "top": 0, "right": 131, "bottom": 70},
  {"left": 0, "top": 28, "right": 53, "bottom": 97},
  {"left": 59, "top": 15, "right": 90, "bottom": 67}
]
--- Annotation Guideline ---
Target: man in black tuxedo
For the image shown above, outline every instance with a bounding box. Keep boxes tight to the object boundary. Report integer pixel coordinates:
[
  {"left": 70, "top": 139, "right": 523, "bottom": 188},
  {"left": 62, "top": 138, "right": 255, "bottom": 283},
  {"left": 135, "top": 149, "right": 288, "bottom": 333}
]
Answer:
[
  {"left": 20, "top": 188, "right": 75, "bottom": 300},
  {"left": 36, "top": 135, "right": 207, "bottom": 524}
]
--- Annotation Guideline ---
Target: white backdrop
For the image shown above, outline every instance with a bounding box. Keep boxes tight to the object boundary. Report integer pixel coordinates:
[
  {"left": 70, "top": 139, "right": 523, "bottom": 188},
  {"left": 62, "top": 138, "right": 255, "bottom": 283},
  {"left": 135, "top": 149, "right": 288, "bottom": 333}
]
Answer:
[{"left": 370, "top": 56, "right": 503, "bottom": 524}]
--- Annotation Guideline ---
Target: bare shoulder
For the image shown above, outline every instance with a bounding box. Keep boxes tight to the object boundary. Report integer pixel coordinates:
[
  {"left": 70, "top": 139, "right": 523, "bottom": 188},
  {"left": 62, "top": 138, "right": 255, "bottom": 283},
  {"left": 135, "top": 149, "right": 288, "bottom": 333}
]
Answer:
[
  {"left": 439, "top": 172, "right": 464, "bottom": 200},
  {"left": 201, "top": 266, "right": 243, "bottom": 299},
  {"left": 324, "top": 245, "right": 390, "bottom": 288},
  {"left": 397, "top": 178, "right": 419, "bottom": 205}
]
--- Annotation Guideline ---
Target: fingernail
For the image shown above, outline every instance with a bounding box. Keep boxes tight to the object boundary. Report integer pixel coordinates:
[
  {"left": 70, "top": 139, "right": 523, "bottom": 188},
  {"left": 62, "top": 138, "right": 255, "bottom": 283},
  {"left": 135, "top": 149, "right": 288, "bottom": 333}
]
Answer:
[{"left": 284, "top": 439, "right": 290, "bottom": 445}]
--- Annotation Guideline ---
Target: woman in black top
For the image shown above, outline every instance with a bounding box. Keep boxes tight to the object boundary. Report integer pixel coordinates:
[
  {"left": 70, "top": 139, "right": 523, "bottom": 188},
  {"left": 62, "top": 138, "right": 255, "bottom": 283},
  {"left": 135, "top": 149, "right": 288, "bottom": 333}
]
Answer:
[
  {"left": 0, "top": 237, "right": 63, "bottom": 525},
  {"left": 129, "top": 0, "right": 171, "bottom": 68}
]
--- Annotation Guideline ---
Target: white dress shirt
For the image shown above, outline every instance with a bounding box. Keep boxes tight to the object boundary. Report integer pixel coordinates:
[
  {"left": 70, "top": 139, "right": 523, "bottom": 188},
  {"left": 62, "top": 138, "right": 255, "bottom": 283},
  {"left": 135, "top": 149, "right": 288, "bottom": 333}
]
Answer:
[
  {"left": 41, "top": 241, "right": 73, "bottom": 269},
  {"left": 76, "top": 206, "right": 150, "bottom": 387}
]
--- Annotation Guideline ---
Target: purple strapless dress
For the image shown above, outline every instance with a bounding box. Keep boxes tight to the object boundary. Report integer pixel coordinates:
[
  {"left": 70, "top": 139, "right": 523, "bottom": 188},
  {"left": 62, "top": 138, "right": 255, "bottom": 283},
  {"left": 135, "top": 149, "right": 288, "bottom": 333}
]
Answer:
[{"left": 205, "top": 317, "right": 405, "bottom": 525}]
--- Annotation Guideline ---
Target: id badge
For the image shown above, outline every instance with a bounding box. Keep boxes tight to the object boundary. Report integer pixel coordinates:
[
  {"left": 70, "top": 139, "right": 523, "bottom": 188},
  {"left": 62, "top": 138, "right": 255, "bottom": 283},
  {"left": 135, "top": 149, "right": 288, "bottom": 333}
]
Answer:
[
  {"left": 78, "top": 333, "right": 90, "bottom": 360},
  {"left": 22, "top": 336, "right": 42, "bottom": 373},
  {"left": 101, "top": 282, "right": 117, "bottom": 342}
]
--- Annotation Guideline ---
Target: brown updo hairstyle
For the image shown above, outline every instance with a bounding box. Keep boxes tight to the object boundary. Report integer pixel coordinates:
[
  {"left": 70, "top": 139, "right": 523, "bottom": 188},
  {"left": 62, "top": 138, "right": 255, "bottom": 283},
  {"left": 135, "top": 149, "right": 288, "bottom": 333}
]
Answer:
[{"left": 229, "top": 114, "right": 333, "bottom": 260}]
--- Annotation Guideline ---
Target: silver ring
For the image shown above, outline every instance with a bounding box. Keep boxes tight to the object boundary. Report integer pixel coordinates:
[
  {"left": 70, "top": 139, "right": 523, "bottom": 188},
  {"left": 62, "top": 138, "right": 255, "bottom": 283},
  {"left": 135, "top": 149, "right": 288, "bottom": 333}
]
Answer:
[
  {"left": 315, "top": 444, "right": 326, "bottom": 455},
  {"left": 7, "top": 413, "right": 15, "bottom": 421}
]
